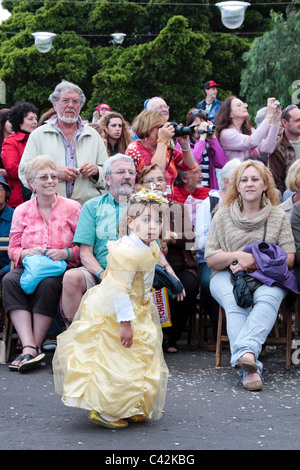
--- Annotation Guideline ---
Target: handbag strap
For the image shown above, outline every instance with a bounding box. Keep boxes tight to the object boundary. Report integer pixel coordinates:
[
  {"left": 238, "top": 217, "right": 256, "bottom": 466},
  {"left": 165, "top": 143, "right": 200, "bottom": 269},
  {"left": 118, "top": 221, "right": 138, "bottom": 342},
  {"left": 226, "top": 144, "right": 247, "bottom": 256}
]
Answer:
[{"left": 262, "top": 220, "right": 268, "bottom": 242}]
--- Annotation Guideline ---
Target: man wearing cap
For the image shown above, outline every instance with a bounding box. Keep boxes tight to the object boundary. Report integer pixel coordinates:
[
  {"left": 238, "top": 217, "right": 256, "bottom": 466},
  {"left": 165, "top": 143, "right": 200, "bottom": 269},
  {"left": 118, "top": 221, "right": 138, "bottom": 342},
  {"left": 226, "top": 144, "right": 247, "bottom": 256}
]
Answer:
[
  {"left": 92, "top": 103, "right": 111, "bottom": 123},
  {"left": 196, "top": 80, "right": 222, "bottom": 124}
]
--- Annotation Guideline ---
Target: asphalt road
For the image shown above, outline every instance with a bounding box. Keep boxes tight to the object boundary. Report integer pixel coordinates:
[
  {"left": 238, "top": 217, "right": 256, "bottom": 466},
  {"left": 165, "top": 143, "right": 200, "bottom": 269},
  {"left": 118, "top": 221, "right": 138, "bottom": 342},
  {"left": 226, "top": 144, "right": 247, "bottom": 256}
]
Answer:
[{"left": 0, "top": 341, "right": 300, "bottom": 453}]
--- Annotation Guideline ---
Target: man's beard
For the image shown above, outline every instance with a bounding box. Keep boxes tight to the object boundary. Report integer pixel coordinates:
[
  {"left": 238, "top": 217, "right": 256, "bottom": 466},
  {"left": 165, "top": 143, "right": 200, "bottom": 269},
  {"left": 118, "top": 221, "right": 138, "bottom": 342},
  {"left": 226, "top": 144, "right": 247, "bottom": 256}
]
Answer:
[
  {"left": 118, "top": 181, "right": 134, "bottom": 195},
  {"left": 57, "top": 109, "right": 78, "bottom": 124}
]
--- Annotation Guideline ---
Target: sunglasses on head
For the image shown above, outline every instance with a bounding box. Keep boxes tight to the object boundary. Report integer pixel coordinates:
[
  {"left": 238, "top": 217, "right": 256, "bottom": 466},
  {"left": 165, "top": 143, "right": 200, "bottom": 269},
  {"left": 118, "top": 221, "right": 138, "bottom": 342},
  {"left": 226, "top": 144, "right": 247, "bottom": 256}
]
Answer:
[{"left": 282, "top": 104, "right": 299, "bottom": 120}]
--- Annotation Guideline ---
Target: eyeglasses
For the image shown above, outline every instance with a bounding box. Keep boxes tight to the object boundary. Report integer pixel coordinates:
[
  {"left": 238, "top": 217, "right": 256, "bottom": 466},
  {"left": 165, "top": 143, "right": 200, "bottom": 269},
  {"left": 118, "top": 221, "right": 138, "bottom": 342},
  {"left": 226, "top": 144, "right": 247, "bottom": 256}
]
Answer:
[
  {"left": 154, "top": 105, "right": 169, "bottom": 111},
  {"left": 111, "top": 169, "right": 136, "bottom": 176},
  {"left": 34, "top": 174, "right": 58, "bottom": 182},
  {"left": 144, "top": 177, "right": 165, "bottom": 184},
  {"left": 282, "top": 104, "right": 299, "bottom": 120}
]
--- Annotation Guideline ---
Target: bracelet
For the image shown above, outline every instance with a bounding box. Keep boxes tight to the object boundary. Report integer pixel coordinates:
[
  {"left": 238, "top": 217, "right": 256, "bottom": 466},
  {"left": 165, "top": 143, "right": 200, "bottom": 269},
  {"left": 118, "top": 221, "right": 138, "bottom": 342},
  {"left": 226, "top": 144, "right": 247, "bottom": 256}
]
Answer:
[
  {"left": 163, "top": 263, "right": 170, "bottom": 268},
  {"left": 181, "top": 144, "right": 191, "bottom": 151},
  {"left": 156, "top": 139, "right": 168, "bottom": 146},
  {"left": 97, "top": 268, "right": 105, "bottom": 280},
  {"left": 65, "top": 248, "right": 70, "bottom": 260}
]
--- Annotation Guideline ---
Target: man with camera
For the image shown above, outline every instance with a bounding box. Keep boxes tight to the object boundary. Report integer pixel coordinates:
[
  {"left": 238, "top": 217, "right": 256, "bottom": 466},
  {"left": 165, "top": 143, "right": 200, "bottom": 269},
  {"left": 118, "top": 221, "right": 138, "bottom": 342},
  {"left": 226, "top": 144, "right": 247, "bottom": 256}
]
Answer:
[
  {"left": 176, "top": 109, "right": 227, "bottom": 189},
  {"left": 196, "top": 80, "right": 222, "bottom": 124}
]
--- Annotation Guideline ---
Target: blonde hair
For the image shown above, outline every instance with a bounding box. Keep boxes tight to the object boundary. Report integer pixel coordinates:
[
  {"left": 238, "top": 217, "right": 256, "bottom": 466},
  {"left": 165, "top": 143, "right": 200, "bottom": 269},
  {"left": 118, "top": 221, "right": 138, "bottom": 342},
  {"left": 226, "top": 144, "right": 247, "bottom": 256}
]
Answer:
[
  {"left": 285, "top": 160, "right": 300, "bottom": 192},
  {"left": 118, "top": 200, "right": 167, "bottom": 239},
  {"left": 222, "top": 160, "right": 280, "bottom": 207},
  {"left": 131, "top": 110, "right": 164, "bottom": 139},
  {"left": 24, "top": 155, "right": 57, "bottom": 189}
]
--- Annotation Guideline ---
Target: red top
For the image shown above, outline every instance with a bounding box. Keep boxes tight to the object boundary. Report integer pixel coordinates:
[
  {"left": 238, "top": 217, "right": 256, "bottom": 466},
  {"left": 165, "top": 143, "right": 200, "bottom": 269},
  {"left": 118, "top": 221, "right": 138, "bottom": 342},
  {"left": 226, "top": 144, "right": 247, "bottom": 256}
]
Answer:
[
  {"left": 172, "top": 185, "right": 211, "bottom": 204},
  {"left": 126, "top": 139, "right": 195, "bottom": 198},
  {"left": 1, "top": 132, "right": 29, "bottom": 208}
]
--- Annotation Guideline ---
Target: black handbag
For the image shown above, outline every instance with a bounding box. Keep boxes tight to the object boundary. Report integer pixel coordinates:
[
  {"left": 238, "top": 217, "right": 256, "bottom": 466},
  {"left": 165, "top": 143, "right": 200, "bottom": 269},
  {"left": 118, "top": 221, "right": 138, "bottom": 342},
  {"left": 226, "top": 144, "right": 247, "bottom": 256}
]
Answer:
[
  {"left": 153, "top": 264, "right": 184, "bottom": 295},
  {"left": 230, "top": 221, "right": 267, "bottom": 308}
]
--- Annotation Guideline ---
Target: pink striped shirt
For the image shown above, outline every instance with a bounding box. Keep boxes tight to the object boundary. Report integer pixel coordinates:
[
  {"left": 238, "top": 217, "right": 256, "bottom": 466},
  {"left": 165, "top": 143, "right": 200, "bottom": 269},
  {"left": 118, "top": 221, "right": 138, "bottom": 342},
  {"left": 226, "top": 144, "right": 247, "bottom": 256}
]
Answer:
[{"left": 8, "top": 195, "right": 81, "bottom": 267}]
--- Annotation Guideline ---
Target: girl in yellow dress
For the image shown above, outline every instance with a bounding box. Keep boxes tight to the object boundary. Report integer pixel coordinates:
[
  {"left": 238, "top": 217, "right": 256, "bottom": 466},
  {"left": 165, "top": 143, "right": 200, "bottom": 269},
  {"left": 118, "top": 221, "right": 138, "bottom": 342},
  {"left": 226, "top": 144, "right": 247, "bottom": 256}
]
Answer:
[{"left": 53, "top": 188, "right": 169, "bottom": 429}]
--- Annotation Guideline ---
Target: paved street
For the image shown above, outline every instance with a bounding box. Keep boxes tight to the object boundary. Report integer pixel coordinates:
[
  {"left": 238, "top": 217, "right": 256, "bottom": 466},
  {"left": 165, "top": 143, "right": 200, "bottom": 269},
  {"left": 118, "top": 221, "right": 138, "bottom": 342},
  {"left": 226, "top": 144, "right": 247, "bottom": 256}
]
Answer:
[{"left": 0, "top": 341, "right": 300, "bottom": 452}]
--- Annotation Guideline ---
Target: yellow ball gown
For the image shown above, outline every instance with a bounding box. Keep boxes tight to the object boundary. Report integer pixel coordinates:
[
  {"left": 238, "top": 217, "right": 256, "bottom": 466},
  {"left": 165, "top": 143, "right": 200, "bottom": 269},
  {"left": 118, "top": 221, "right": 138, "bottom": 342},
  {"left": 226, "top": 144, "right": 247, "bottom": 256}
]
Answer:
[{"left": 53, "top": 233, "right": 169, "bottom": 420}]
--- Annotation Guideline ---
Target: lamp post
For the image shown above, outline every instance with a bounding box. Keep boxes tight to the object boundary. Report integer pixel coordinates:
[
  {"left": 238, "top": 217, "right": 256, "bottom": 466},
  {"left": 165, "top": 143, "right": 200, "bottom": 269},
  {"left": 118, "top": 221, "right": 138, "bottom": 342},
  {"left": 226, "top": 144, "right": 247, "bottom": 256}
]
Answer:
[
  {"left": 32, "top": 32, "right": 56, "bottom": 53},
  {"left": 111, "top": 33, "right": 126, "bottom": 45},
  {"left": 216, "top": 1, "right": 250, "bottom": 29}
]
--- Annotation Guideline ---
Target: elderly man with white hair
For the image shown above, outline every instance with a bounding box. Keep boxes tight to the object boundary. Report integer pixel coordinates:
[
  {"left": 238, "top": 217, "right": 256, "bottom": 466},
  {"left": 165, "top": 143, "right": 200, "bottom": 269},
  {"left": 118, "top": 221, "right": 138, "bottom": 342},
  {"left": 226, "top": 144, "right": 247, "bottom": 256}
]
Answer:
[
  {"left": 146, "top": 96, "right": 170, "bottom": 123},
  {"left": 18, "top": 80, "right": 108, "bottom": 205}
]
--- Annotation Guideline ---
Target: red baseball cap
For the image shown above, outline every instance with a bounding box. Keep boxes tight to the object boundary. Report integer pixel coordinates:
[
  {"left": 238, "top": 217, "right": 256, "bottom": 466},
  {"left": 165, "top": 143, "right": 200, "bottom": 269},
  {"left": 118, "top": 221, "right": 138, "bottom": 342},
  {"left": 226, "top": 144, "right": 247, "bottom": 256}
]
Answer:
[
  {"left": 95, "top": 103, "right": 111, "bottom": 112},
  {"left": 204, "top": 80, "right": 220, "bottom": 90}
]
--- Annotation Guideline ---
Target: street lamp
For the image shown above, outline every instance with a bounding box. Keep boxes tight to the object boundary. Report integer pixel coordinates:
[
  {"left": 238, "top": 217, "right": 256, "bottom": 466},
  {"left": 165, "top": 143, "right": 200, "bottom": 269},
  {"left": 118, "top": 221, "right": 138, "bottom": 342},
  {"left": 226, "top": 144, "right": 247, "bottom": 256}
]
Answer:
[
  {"left": 111, "top": 33, "right": 126, "bottom": 45},
  {"left": 32, "top": 32, "right": 56, "bottom": 53},
  {"left": 216, "top": 1, "right": 250, "bottom": 29}
]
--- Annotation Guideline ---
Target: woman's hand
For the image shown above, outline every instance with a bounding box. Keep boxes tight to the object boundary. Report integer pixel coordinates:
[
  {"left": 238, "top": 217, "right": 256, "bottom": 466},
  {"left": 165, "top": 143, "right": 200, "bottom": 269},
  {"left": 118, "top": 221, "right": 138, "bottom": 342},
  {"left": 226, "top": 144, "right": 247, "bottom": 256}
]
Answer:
[
  {"left": 266, "top": 98, "right": 281, "bottom": 125},
  {"left": 157, "top": 122, "right": 175, "bottom": 143},
  {"left": 230, "top": 252, "right": 258, "bottom": 274},
  {"left": 119, "top": 321, "right": 133, "bottom": 348},
  {"left": 45, "top": 249, "right": 69, "bottom": 261},
  {"left": 21, "top": 246, "right": 46, "bottom": 259}
]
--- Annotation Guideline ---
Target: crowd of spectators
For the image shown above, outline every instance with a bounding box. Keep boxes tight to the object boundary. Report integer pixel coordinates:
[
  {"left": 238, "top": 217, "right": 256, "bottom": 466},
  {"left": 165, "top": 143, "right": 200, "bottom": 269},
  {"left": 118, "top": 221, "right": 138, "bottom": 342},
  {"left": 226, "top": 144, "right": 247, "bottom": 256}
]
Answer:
[{"left": 1, "top": 77, "right": 300, "bottom": 391}]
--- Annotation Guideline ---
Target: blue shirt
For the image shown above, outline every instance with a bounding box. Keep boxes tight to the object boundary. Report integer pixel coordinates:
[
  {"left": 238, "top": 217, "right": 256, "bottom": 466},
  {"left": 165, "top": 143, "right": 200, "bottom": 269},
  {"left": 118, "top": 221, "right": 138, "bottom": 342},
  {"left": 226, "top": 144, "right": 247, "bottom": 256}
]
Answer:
[
  {"left": 0, "top": 204, "right": 14, "bottom": 272},
  {"left": 73, "top": 192, "right": 127, "bottom": 268},
  {"left": 196, "top": 98, "right": 222, "bottom": 123}
]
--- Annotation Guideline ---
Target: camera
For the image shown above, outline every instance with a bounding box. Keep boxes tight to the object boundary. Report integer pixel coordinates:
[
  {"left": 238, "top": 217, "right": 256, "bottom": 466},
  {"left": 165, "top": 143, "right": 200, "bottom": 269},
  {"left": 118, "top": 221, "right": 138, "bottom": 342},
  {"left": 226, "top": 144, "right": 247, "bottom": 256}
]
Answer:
[
  {"left": 198, "top": 124, "right": 216, "bottom": 135},
  {"left": 275, "top": 100, "right": 281, "bottom": 107},
  {"left": 169, "top": 121, "right": 196, "bottom": 137}
]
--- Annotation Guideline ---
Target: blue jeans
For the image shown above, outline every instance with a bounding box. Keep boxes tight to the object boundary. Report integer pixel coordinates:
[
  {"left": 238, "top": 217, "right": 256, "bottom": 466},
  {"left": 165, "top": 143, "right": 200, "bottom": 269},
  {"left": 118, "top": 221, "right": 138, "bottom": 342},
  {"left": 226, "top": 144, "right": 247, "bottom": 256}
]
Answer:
[{"left": 210, "top": 270, "right": 287, "bottom": 379}]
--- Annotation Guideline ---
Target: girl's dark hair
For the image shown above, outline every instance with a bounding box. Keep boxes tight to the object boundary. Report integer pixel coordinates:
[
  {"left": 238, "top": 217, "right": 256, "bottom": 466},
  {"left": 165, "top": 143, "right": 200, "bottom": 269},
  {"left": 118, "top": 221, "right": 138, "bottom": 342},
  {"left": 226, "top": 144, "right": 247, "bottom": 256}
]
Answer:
[
  {"left": 215, "top": 95, "right": 252, "bottom": 139},
  {"left": 9, "top": 101, "right": 38, "bottom": 132},
  {"left": 0, "top": 108, "right": 10, "bottom": 150}
]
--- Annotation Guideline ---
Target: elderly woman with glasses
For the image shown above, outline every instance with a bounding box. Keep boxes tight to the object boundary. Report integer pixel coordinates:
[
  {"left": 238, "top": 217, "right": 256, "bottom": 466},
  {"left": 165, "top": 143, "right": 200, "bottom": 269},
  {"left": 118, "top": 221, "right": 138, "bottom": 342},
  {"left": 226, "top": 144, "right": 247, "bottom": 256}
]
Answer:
[
  {"left": 2, "top": 155, "right": 81, "bottom": 373},
  {"left": 126, "top": 109, "right": 196, "bottom": 198},
  {"left": 216, "top": 97, "right": 281, "bottom": 162}
]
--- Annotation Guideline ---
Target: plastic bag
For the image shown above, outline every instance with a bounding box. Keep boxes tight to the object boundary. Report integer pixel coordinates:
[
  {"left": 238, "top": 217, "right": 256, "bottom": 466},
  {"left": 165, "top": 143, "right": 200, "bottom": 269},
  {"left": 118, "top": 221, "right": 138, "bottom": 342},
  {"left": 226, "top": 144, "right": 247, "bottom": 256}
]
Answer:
[{"left": 20, "top": 253, "right": 67, "bottom": 294}]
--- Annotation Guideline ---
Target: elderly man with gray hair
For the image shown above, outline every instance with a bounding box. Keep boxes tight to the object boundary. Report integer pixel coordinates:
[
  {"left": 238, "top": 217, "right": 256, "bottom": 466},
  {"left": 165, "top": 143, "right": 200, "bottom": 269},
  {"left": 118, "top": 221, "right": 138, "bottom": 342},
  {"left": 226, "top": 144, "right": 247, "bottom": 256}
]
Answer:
[
  {"left": 60, "top": 154, "right": 136, "bottom": 325},
  {"left": 18, "top": 80, "right": 108, "bottom": 205}
]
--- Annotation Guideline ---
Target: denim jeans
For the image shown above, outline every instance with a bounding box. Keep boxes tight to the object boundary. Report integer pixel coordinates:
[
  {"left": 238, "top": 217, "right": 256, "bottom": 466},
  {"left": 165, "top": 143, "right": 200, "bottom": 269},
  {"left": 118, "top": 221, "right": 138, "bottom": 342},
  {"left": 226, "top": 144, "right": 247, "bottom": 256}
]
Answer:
[{"left": 210, "top": 270, "right": 287, "bottom": 379}]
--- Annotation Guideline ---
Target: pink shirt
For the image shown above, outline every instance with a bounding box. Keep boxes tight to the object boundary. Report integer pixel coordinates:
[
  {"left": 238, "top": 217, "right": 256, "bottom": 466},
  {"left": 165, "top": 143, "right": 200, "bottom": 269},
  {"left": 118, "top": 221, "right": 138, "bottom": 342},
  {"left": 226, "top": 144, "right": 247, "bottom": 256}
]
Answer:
[
  {"left": 8, "top": 195, "right": 81, "bottom": 267},
  {"left": 219, "top": 121, "right": 279, "bottom": 161}
]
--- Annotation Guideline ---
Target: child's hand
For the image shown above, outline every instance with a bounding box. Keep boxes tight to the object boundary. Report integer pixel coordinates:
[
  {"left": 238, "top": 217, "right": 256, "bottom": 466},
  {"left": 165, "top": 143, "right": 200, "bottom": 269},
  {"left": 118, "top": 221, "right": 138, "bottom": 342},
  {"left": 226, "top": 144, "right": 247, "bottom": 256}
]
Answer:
[{"left": 119, "top": 321, "right": 133, "bottom": 348}]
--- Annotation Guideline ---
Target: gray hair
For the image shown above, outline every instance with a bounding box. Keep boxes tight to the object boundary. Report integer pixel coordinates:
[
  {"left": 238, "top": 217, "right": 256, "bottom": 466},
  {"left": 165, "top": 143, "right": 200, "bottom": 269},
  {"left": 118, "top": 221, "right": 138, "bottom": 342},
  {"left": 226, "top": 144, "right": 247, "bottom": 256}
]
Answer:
[
  {"left": 217, "top": 158, "right": 242, "bottom": 190},
  {"left": 146, "top": 97, "right": 165, "bottom": 110},
  {"left": 255, "top": 106, "right": 267, "bottom": 127},
  {"left": 103, "top": 154, "right": 136, "bottom": 191},
  {"left": 49, "top": 80, "right": 86, "bottom": 108}
]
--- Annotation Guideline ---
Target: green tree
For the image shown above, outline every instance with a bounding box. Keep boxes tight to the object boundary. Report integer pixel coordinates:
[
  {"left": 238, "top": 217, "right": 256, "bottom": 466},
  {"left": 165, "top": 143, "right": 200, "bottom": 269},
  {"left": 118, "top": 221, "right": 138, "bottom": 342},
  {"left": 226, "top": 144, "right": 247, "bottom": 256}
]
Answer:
[
  {"left": 89, "top": 16, "right": 212, "bottom": 122},
  {"left": 240, "top": 7, "right": 300, "bottom": 119}
]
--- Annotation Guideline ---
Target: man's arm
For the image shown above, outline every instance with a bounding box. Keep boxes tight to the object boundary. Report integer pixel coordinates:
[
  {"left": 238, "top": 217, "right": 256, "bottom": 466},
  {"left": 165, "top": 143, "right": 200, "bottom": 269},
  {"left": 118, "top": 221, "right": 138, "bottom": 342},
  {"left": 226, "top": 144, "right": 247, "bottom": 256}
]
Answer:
[{"left": 80, "top": 244, "right": 105, "bottom": 281}]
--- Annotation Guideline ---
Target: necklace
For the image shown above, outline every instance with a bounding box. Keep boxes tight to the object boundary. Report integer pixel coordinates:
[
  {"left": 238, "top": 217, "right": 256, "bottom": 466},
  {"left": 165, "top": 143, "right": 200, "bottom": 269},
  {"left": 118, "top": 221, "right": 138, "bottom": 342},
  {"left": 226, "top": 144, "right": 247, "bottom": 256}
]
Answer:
[{"left": 139, "top": 138, "right": 155, "bottom": 153}]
